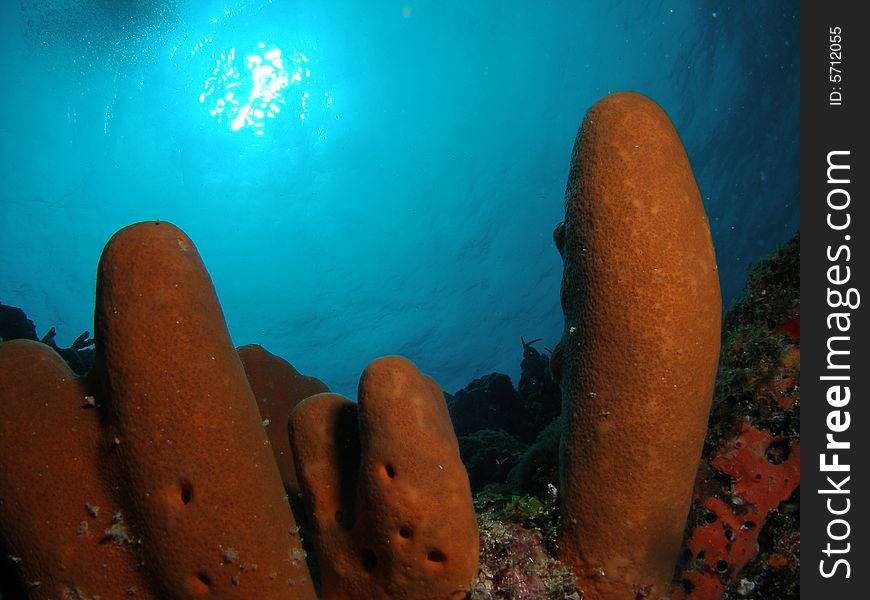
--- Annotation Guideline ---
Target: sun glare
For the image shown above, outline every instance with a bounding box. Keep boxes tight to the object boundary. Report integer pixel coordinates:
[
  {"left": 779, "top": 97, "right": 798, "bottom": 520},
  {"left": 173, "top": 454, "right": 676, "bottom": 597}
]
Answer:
[{"left": 198, "top": 42, "right": 332, "bottom": 136}]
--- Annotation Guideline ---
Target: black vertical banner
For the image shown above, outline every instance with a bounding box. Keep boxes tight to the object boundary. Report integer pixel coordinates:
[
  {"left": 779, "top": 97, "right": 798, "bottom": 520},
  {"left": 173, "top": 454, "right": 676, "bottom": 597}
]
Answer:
[{"left": 801, "top": 1, "right": 869, "bottom": 597}]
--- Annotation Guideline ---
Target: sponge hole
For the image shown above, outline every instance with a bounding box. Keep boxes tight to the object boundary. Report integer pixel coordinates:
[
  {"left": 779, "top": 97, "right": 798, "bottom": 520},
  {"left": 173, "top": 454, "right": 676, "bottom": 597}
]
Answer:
[
  {"left": 399, "top": 528, "right": 411, "bottom": 539},
  {"left": 384, "top": 464, "right": 395, "bottom": 479},
  {"left": 765, "top": 440, "right": 789, "bottom": 464},
  {"left": 187, "top": 572, "right": 212, "bottom": 594},
  {"left": 427, "top": 549, "right": 447, "bottom": 563},
  {"left": 334, "top": 510, "right": 355, "bottom": 531},
  {"left": 362, "top": 549, "right": 377, "bottom": 572},
  {"left": 180, "top": 480, "right": 194, "bottom": 505}
]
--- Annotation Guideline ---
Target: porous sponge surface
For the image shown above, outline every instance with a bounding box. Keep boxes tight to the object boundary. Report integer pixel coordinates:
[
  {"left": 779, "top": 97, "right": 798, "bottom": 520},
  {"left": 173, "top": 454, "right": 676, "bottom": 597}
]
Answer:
[
  {"left": 555, "top": 92, "right": 721, "bottom": 600},
  {"left": 291, "top": 356, "right": 479, "bottom": 600}
]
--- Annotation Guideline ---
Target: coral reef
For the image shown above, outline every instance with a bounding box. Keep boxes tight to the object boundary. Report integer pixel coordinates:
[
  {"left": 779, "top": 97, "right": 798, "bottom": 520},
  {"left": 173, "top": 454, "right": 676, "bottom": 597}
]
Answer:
[
  {"left": 0, "top": 94, "right": 800, "bottom": 599},
  {"left": 449, "top": 337, "right": 562, "bottom": 495},
  {"left": 468, "top": 487, "right": 577, "bottom": 599},
  {"left": 552, "top": 91, "right": 722, "bottom": 599},
  {"left": 289, "top": 357, "right": 479, "bottom": 600},
  {"left": 472, "top": 516, "right": 577, "bottom": 600},
  {"left": 673, "top": 233, "right": 800, "bottom": 600},
  {"left": 448, "top": 338, "right": 560, "bottom": 448}
]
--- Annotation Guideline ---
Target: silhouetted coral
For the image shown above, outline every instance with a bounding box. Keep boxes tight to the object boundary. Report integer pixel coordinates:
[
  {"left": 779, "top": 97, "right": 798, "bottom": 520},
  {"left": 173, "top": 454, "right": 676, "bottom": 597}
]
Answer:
[
  {"left": 516, "top": 338, "right": 560, "bottom": 440},
  {"left": 0, "top": 302, "right": 94, "bottom": 376},
  {"left": 458, "top": 429, "right": 526, "bottom": 492},
  {"left": 448, "top": 373, "right": 524, "bottom": 439},
  {"left": 507, "top": 418, "right": 561, "bottom": 499},
  {"left": 0, "top": 303, "right": 37, "bottom": 341},
  {"left": 448, "top": 337, "right": 562, "bottom": 496}
]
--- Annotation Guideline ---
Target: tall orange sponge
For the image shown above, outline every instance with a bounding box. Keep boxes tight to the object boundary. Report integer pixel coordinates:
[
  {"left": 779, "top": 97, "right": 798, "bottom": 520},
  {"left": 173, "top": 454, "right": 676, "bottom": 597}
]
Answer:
[
  {"left": 93, "top": 222, "right": 316, "bottom": 599},
  {"left": 553, "top": 92, "right": 722, "bottom": 599},
  {"left": 290, "top": 357, "right": 479, "bottom": 599}
]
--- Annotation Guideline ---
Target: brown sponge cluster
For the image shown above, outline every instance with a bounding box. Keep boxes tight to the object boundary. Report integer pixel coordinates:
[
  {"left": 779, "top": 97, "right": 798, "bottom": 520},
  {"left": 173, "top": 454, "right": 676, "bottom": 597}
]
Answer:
[
  {"left": 553, "top": 92, "right": 722, "bottom": 599},
  {"left": 1, "top": 222, "right": 316, "bottom": 600},
  {"left": 1, "top": 221, "right": 479, "bottom": 600},
  {"left": 290, "top": 357, "right": 479, "bottom": 600}
]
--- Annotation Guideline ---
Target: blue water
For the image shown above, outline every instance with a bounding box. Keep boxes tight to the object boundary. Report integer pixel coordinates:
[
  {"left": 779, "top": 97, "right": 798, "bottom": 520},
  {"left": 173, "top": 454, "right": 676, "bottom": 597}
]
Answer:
[{"left": 0, "top": 1, "right": 799, "bottom": 397}]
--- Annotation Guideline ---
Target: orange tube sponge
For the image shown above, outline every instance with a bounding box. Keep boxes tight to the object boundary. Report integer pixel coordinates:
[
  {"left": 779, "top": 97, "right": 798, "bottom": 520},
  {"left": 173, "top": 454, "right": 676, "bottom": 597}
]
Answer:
[
  {"left": 0, "top": 339, "right": 155, "bottom": 599},
  {"left": 290, "top": 357, "right": 479, "bottom": 599},
  {"left": 238, "top": 343, "right": 329, "bottom": 496},
  {"left": 553, "top": 92, "right": 722, "bottom": 599},
  {"left": 94, "top": 222, "right": 316, "bottom": 599}
]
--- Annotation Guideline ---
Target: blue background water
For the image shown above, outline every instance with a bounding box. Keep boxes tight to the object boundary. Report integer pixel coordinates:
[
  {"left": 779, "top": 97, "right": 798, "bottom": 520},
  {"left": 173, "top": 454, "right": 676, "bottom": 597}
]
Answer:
[{"left": 0, "top": 1, "right": 798, "bottom": 397}]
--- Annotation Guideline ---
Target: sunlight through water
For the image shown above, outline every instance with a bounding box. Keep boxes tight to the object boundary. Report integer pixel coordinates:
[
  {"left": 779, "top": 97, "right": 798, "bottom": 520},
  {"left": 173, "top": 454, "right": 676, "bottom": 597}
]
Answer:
[{"left": 198, "top": 41, "right": 332, "bottom": 135}]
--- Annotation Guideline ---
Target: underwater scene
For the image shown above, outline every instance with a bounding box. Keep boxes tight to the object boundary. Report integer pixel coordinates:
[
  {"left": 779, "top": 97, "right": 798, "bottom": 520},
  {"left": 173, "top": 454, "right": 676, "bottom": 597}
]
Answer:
[{"left": 0, "top": 1, "right": 799, "bottom": 599}]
